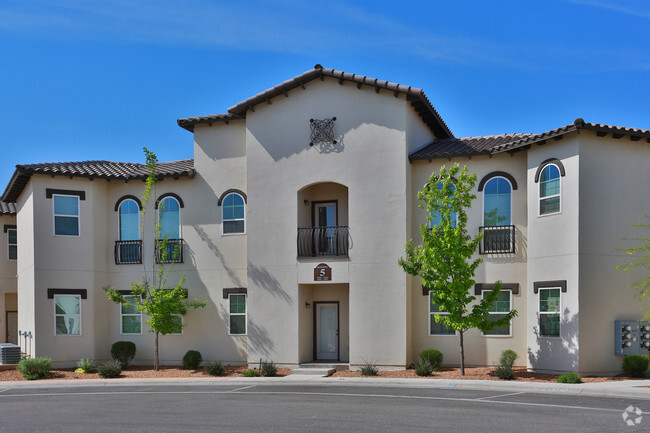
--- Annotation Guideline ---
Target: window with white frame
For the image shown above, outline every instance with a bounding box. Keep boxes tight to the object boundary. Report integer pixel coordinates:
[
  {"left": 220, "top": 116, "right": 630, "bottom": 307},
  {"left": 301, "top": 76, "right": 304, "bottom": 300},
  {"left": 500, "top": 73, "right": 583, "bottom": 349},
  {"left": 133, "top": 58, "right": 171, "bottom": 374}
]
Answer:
[
  {"left": 539, "top": 288, "right": 561, "bottom": 337},
  {"left": 539, "top": 164, "right": 561, "bottom": 215},
  {"left": 168, "top": 314, "right": 183, "bottom": 335},
  {"left": 55, "top": 295, "right": 81, "bottom": 335},
  {"left": 120, "top": 295, "right": 142, "bottom": 335},
  {"left": 222, "top": 193, "right": 245, "bottom": 234},
  {"left": 429, "top": 292, "right": 455, "bottom": 335},
  {"left": 483, "top": 177, "right": 512, "bottom": 226},
  {"left": 53, "top": 195, "right": 80, "bottom": 236},
  {"left": 229, "top": 294, "right": 246, "bottom": 335},
  {"left": 482, "top": 290, "right": 512, "bottom": 336},
  {"left": 429, "top": 182, "right": 456, "bottom": 229},
  {"left": 7, "top": 228, "right": 16, "bottom": 260},
  {"left": 158, "top": 197, "right": 181, "bottom": 239}
]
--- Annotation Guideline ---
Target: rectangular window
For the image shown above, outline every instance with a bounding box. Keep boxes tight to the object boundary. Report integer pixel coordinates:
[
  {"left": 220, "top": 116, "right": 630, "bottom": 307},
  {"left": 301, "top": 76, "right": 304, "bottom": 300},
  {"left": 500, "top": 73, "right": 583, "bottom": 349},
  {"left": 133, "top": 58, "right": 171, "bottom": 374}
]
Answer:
[
  {"left": 429, "top": 292, "right": 455, "bottom": 336},
  {"left": 120, "top": 296, "right": 142, "bottom": 335},
  {"left": 482, "top": 290, "right": 512, "bottom": 336},
  {"left": 7, "top": 228, "right": 16, "bottom": 260},
  {"left": 539, "top": 288, "right": 561, "bottom": 337},
  {"left": 53, "top": 195, "right": 80, "bottom": 236},
  {"left": 229, "top": 294, "right": 247, "bottom": 335},
  {"left": 167, "top": 315, "right": 183, "bottom": 335},
  {"left": 55, "top": 295, "right": 81, "bottom": 335}
]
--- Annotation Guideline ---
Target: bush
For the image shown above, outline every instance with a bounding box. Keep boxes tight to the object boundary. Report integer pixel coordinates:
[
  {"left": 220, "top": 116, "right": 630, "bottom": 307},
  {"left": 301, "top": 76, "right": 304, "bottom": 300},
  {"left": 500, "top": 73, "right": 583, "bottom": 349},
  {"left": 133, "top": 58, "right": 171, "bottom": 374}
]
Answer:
[
  {"left": 415, "top": 359, "right": 434, "bottom": 377},
  {"left": 494, "top": 349, "right": 518, "bottom": 380},
  {"left": 111, "top": 341, "right": 136, "bottom": 368},
  {"left": 242, "top": 369, "right": 260, "bottom": 377},
  {"left": 97, "top": 360, "right": 123, "bottom": 378},
  {"left": 260, "top": 360, "right": 278, "bottom": 377},
  {"left": 204, "top": 361, "right": 225, "bottom": 376},
  {"left": 77, "top": 358, "right": 95, "bottom": 373},
  {"left": 359, "top": 361, "right": 378, "bottom": 376},
  {"left": 419, "top": 349, "right": 443, "bottom": 371},
  {"left": 622, "top": 354, "right": 650, "bottom": 377},
  {"left": 16, "top": 357, "right": 51, "bottom": 380},
  {"left": 182, "top": 350, "right": 203, "bottom": 370},
  {"left": 556, "top": 372, "right": 582, "bottom": 384}
]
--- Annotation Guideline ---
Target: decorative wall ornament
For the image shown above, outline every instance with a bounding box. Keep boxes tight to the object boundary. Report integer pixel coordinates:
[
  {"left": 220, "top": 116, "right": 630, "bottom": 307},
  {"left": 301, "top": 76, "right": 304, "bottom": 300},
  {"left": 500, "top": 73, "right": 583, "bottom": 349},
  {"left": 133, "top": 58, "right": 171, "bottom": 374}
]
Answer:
[{"left": 310, "top": 117, "right": 337, "bottom": 146}]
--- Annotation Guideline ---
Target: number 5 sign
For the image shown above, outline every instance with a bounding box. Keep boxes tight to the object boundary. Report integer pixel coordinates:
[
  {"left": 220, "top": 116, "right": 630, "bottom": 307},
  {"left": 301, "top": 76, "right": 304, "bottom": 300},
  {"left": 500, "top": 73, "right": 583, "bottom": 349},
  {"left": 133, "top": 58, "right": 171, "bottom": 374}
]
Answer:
[{"left": 314, "top": 263, "right": 332, "bottom": 281}]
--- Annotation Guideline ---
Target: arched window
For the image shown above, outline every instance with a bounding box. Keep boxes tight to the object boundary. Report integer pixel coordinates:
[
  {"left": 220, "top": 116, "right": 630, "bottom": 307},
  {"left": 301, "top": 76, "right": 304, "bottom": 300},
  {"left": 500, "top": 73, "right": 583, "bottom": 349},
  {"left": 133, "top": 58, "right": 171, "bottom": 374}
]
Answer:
[
  {"left": 539, "top": 164, "right": 561, "bottom": 215},
  {"left": 159, "top": 196, "right": 181, "bottom": 239},
  {"left": 483, "top": 177, "right": 512, "bottom": 226},
  {"left": 430, "top": 182, "right": 456, "bottom": 229},
  {"left": 119, "top": 199, "right": 140, "bottom": 241},
  {"left": 222, "top": 193, "right": 245, "bottom": 234}
]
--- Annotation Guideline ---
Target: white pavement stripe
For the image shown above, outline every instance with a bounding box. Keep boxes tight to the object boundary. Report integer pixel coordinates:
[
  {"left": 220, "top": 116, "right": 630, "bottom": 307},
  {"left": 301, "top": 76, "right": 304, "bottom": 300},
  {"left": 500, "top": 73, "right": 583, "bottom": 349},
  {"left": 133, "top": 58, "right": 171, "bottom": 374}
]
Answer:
[
  {"left": 476, "top": 391, "right": 525, "bottom": 400},
  {"left": 230, "top": 385, "right": 256, "bottom": 392},
  {"left": 0, "top": 389, "right": 646, "bottom": 414}
]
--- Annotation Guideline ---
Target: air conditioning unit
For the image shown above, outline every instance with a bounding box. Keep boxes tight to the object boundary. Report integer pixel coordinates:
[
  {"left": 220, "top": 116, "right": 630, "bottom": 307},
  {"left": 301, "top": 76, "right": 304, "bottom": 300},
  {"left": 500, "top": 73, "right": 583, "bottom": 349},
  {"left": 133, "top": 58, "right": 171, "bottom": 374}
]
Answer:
[{"left": 0, "top": 343, "right": 21, "bottom": 364}]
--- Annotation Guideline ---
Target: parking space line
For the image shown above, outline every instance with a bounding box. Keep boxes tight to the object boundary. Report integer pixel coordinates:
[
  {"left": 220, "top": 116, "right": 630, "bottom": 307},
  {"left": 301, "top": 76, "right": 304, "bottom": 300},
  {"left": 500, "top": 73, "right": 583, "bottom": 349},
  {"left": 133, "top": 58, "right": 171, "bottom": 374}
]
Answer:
[
  {"left": 230, "top": 385, "right": 256, "bottom": 392},
  {"left": 476, "top": 391, "right": 525, "bottom": 400}
]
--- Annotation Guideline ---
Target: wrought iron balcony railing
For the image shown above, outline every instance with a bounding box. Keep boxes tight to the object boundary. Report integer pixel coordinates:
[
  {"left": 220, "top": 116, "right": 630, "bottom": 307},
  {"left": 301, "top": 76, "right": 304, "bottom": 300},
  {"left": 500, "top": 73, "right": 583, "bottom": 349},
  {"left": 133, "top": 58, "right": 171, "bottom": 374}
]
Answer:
[
  {"left": 155, "top": 238, "right": 184, "bottom": 264},
  {"left": 479, "top": 225, "right": 515, "bottom": 254},
  {"left": 297, "top": 226, "right": 349, "bottom": 257},
  {"left": 114, "top": 240, "right": 142, "bottom": 264}
]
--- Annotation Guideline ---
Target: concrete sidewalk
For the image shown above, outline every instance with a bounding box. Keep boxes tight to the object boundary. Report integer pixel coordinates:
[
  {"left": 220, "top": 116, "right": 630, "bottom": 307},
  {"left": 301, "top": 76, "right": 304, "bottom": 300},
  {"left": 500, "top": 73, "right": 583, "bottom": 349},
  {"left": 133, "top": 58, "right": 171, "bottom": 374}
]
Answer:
[{"left": 0, "top": 375, "right": 648, "bottom": 400}]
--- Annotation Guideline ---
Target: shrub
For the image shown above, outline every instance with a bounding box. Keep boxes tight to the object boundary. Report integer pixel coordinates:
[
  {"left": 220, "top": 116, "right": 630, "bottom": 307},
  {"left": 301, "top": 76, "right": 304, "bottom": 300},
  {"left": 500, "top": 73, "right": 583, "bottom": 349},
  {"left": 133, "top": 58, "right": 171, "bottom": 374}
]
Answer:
[
  {"left": 419, "top": 349, "right": 443, "bottom": 371},
  {"left": 242, "top": 369, "right": 260, "bottom": 377},
  {"left": 415, "top": 359, "right": 434, "bottom": 377},
  {"left": 182, "top": 350, "right": 203, "bottom": 370},
  {"left": 97, "top": 360, "right": 123, "bottom": 378},
  {"left": 110, "top": 341, "right": 136, "bottom": 368},
  {"left": 622, "top": 354, "right": 650, "bottom": 377},
  {"left": 16, "top": 357, "right": 51, "bottom": 380},
  {"left": 77, "top": 358, "right": 95, "bottom": 373},
  {"left": 204, "top": 361, "right": 225, "bottom": 376},
  {"left": 494, "top": 349, "right": 518, "bottom": 380},
  {"left": 556, "top": 372, "right": 582, "bottom": 384},
  {"left": 359, "top": 361, "right": 378, "bottom": 376},
  {"left": 260, "top": 360, "right": 278, "bottom": 377}
]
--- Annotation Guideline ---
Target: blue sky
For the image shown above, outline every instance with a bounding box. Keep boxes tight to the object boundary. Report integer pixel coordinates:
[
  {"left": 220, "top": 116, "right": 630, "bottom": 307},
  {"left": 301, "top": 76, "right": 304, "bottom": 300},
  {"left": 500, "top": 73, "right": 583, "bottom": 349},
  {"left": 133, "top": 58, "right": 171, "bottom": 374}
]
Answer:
[{"left": 1, "top": 0, "right": 649, "bottom": 191}]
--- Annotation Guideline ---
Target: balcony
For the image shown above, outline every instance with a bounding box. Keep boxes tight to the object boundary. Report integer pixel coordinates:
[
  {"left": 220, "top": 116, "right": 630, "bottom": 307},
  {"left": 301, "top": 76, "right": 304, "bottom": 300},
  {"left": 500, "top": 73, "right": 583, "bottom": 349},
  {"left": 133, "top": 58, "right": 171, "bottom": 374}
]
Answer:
[
  {"left": 479, "top": 225, "right": 515, "bottom": 254},
  {"left": 155, "top": 239, "right": 184, "bottom": 264},
  {"left": 298, "top": 226, "right": 349, "bottom": 258},
  {"left": 114, "top": 240, "right": 142, "bottom": 265}
]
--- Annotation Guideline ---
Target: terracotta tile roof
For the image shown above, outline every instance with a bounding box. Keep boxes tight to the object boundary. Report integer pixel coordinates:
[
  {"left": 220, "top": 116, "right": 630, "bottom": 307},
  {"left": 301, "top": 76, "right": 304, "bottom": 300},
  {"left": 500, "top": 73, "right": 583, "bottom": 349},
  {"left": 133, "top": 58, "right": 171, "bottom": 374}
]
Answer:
[
  {"left": 0, "top": 201, "right": 16, "bottom": 216},
  {"left": 2, "top": 159, "right": 194, "bottom": 203},
  {"left": 410, "top": 119, "right": 650, "bottom": 160},
  {"left": 177, "top": 64, "right": 453, "bottom": 139}
]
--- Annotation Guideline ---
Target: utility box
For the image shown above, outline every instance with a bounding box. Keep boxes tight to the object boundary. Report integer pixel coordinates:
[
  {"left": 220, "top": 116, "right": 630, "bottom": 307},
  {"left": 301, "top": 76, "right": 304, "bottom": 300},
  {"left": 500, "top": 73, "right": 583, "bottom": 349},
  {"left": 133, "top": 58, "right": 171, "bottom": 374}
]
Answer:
[
  {"left": 0, "top": 343, "right": 21, "bottom": 364},
  {"left": 615, "top": 320, "right": 650, "bottom": 355}
]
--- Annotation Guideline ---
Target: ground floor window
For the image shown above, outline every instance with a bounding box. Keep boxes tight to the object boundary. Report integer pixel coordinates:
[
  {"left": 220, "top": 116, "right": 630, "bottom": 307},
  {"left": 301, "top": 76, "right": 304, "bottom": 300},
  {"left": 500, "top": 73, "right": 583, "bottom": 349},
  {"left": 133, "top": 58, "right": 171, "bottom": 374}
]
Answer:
[
  {"left": 539, "top": 288, "right": 561, "bottom": 337},
  {"left": 429, "top": 292, "right": 455, "bottom": 336},
  {"left": 55, "top": 295, "right": 81, "bottom": 335},
  {"left": 120, "top": 295, "right": 142, "bottom": 335},
  {"left": 167, "top": 315, "right": 183, "bottom": 335},
  {"left": 482, "top": 290, "right": 512, "bottom": 336},
  {"left": 229, "top": 294, "right": 246, "bottom": 335}
]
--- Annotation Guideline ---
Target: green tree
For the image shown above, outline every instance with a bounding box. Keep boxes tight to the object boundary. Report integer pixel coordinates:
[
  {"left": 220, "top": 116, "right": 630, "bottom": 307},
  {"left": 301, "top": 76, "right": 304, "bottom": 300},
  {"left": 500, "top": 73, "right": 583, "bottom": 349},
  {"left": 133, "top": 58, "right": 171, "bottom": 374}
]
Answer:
[
  {"left": 399, "top": 163, "right": 517, "bottom": 375},
  {"left": 105, "top": 148, "right": 206, "bottom": 371},
  {"left": 616, "top": 217, "right": 650, "bottom": 318}
]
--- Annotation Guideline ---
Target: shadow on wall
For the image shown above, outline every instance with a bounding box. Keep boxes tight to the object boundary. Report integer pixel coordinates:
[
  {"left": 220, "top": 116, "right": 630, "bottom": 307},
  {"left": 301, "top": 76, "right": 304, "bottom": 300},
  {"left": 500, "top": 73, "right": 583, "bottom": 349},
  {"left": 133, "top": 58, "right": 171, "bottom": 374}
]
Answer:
[
  {"left": 313, "top": 134, "right": 345, "bottom": 154},
  {"left": 483, "top": 226, "right": 528, "bottom": 265},
  {"left": 247, "top": 318, "right": 275, "bottom": 359},
  {"left": 191, "top": 225, "right": 244, "bottom": 287},
  {"left": 527, "top": 307, "right": 579, "bottom": 372},
  {"left": 247, "top": 261, "right": 293, "bottom": 305}
]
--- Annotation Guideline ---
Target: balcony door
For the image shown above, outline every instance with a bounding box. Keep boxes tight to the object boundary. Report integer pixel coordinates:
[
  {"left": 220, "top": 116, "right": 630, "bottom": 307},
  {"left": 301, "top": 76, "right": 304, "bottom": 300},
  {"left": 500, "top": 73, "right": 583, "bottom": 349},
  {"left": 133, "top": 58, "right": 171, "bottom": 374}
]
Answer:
[{"left": 313, "top": 202, "right": 337, "bottom": 255}]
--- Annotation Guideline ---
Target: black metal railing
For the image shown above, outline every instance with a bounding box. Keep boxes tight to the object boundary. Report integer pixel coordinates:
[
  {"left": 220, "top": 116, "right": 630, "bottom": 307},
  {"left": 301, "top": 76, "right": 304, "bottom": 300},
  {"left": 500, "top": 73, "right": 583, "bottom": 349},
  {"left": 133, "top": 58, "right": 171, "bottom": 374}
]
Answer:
[
  {"left": 114, "top": 240, "right": 142, "bottom": 264},
  {"left": 297, "top": 226, "right": 349, "bottom": 257},
  {"left": 479, "top": 225, "right": 515, "bottom": 254},
  {"left": 155, "top": 238, "right": 184, "bottom": 264}
]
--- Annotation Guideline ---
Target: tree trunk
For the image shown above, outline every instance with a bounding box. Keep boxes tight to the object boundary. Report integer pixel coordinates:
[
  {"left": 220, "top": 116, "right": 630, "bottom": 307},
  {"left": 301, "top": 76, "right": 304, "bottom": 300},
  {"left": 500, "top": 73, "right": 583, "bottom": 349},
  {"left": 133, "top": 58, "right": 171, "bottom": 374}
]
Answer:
[
  {"left": 459, "top": 330, "right": 465, "bottom": 376},
  {"left": 154, "top": 331, "right": 159, "bottom": 371}
]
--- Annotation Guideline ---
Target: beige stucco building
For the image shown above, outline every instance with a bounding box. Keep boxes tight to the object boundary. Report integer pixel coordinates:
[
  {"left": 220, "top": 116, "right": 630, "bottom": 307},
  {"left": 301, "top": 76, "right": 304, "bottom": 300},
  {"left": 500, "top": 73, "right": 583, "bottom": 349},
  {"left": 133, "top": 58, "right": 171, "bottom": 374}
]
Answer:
[{"left": 1, "top": 65, "right": 648, "bottom": 375}]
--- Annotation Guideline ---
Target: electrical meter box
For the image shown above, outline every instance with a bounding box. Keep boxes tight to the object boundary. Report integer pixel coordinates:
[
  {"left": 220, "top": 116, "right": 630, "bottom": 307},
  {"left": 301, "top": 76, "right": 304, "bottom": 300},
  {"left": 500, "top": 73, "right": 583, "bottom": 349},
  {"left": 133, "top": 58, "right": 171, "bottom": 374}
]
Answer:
[{"left": 615, "top": 320, "right": 650, "bottom": 355}]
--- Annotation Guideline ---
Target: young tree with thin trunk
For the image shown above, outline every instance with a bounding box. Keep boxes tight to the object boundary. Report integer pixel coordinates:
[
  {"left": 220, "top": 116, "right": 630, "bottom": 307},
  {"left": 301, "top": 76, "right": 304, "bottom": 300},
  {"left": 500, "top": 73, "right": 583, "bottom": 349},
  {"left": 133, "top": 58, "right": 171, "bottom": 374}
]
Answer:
[
  {"left": 617, "top": 217, "right": 650, "bottom": 319},
  {"left": 399, "top": 163, "right": 517, "bottom": 375},
  {"left": 105, "top": 148, "right": 205, "bottom": 370}
]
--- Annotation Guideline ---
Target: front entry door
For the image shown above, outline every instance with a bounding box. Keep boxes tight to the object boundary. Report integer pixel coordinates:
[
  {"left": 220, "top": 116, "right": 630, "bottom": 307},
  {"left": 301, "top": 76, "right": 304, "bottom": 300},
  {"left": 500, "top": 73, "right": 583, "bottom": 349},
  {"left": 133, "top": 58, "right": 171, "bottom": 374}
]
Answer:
[
  {"left": 6, "top": 311, "right": 17, "bottom": 344},
  {"left": 315, "top": 302, "right": 339, "bottom": 360}
]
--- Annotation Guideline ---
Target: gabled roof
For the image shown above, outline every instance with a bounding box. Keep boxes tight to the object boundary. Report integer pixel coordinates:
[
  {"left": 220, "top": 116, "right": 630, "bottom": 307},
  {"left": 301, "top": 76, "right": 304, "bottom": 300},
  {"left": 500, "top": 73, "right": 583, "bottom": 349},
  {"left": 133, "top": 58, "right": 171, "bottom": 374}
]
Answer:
[
  {"left": 177, "top": 65, "right": 453, "bottom": 139},
  {"left": 410, "top": 118, "right": 650, "bottom": 161},
  {"left": 0, "top": 201, "right": 16, "bottom": 216},
  {"left": 2, "top": 159, "right": 195, "bottom": 203}
]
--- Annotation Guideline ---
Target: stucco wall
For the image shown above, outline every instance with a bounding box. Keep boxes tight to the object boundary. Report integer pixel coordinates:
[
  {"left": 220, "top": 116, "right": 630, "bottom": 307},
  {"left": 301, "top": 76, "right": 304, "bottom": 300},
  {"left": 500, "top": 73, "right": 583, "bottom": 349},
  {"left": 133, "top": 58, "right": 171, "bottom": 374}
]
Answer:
[{"left": 0, "top": 213, "right": 17, "bottom": 343}]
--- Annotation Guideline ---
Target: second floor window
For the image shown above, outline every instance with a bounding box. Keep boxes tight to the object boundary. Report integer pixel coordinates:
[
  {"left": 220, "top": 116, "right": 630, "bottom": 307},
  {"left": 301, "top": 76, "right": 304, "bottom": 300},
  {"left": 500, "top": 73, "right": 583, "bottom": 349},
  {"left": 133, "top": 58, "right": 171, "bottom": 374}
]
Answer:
[
  {"left": 483, "top": 177, "right": 511, "bottom": 226},
  {"left": 53, "top": 195, "right": 80, "bottom": 236},
  {"left": 539, "top": 164, "right": 561, "bottom": 215},
  {"left": 7, "top": 228, "right": 16, "bottom": 260},
  {"left": 430, "top": 182, "right": 456, "bottom": 229},
  {"left": 159, "top": 197, "right": 181, "bottom": 239},
  {"left": 222, "top": 193, "right": 245, "bottom": 234},
  {"left": 119, "top": 199, "right": 140, "bottom": 241}
]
